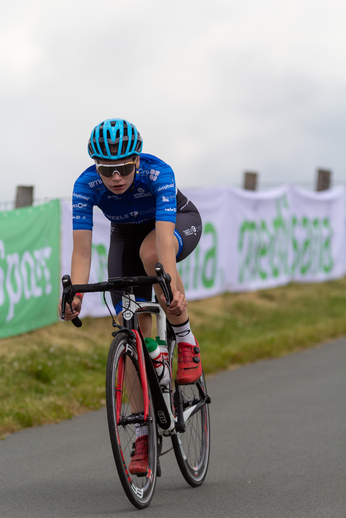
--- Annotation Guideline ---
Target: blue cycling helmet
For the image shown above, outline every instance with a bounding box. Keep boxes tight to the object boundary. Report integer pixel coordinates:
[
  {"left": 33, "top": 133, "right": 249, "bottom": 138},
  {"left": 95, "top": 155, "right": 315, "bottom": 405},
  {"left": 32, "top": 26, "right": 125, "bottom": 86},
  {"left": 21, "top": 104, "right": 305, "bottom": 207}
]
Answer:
[{"left": 88, "top": 119, "right": 143, "bottom": 160}]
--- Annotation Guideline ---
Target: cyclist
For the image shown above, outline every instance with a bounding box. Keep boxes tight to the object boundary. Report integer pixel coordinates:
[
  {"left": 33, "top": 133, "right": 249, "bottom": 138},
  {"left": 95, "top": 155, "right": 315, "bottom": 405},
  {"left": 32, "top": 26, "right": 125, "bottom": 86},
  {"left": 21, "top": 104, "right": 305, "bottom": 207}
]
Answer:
[{"left": 60, "top": 118, "right": 203, "bottom": 473}]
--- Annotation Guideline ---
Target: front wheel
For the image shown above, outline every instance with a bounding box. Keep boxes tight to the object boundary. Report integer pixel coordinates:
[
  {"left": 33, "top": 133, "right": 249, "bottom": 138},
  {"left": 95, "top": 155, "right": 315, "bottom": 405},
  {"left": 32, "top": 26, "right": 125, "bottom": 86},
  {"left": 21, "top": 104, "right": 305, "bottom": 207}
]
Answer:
[
  {"left": 106, "top": 332, "right": 157, "bottom": 509},
  {"left": 169, "top": 338, "right": 211, "bottom": 487}
]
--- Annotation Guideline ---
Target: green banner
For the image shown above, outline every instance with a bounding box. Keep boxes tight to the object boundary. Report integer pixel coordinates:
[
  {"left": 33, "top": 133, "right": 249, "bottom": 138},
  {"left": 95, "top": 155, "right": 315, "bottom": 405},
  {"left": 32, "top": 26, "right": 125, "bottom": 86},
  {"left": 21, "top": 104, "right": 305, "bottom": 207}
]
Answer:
[{"left": 0, "top": 200, "right": 60, "bottom": 338}]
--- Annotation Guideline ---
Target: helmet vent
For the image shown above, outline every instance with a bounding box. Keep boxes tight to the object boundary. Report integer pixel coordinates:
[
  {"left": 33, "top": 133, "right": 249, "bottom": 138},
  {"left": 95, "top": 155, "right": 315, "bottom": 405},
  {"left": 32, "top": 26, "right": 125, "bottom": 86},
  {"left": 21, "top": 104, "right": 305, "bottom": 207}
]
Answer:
[{"left": 88, "top": 119, "right": 142, "bottom": 159}]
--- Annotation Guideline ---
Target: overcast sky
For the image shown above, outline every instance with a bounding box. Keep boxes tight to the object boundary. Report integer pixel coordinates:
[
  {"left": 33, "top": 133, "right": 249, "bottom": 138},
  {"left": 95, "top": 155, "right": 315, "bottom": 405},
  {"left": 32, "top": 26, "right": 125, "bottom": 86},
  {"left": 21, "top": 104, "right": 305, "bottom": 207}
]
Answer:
[{"left": 1, "top": 0, "right": 345, "bottom": 206}]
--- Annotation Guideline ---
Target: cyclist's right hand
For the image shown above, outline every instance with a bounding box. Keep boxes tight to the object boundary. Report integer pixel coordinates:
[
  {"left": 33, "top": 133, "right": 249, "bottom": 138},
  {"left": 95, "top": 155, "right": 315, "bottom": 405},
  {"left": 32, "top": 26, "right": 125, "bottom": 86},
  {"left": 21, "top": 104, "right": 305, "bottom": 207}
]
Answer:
[{"left": 58, "top": 296, "right": 82, "bottom": 321}]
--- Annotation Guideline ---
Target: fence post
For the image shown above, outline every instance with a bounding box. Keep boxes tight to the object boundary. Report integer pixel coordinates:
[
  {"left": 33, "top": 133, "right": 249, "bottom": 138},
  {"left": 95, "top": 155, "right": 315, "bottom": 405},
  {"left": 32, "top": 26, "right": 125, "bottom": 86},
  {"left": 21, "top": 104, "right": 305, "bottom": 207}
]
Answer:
[
  {"left": 15, "top": 186, "right": 34, "bottom": 208},
  {"left": 316, "top": 169, "right": 331, "bottom": 191},
  {"left": 243, "top": 171, "right": 258, "bottom": 191}
]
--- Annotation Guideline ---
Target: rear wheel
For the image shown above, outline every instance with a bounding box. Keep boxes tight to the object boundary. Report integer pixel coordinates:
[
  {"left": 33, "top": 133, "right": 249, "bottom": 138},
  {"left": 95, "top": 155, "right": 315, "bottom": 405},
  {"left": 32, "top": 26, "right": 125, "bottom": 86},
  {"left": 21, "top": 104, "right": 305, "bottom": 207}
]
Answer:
[
  {"left": 169, "top": 336, "right": 211, "bottom": 487},
  {"left": 106, "top": 332, "right": 157, "bottom": 509}
]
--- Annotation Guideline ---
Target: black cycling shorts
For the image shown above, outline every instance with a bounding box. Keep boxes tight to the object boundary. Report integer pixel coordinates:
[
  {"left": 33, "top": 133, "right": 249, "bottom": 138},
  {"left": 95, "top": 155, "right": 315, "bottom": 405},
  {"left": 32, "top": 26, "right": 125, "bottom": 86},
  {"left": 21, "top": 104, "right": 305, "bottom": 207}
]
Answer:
[{"left": 108, "top": 190, "right": 202, "bottom": 312}]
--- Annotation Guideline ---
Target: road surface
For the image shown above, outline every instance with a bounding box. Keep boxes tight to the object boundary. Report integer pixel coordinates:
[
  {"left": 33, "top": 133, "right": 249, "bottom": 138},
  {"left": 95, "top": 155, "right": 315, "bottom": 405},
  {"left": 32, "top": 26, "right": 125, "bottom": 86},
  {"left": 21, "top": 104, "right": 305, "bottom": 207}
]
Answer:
[{"left": 1, "top": 338, "right": 345, "bottom": 517}]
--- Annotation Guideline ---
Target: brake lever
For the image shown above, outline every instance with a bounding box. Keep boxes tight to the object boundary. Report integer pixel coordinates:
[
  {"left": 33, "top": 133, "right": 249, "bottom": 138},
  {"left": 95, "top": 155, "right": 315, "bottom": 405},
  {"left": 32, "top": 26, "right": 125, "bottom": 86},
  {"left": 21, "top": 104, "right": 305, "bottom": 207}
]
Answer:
[
  {"left": 154, "top": 263, "right": 173, "bottom": 307},
  {"left": 61, "top": 275, "right": 73, "bottom": 320},
  {"left": 61, "top": 275, "right": 82, "bottom": 327}
]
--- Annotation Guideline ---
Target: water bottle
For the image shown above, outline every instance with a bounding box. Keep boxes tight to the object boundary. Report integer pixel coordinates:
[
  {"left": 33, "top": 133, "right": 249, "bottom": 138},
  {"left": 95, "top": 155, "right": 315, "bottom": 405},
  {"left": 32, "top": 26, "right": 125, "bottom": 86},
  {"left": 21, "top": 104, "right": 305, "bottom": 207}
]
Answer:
[
  {"left": 156, "top": 336, "right": 169, "bottom": 368},
  {"left": 145, "top": 337, "right": 170, "bottom": 386}
]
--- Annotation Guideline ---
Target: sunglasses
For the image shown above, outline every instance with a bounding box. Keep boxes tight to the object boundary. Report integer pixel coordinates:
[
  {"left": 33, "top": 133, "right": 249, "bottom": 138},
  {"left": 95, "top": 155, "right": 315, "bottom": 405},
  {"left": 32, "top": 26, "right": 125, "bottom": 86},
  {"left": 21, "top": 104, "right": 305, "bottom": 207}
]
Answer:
[{"left": 95, "top": 160, "right": 136, "bottom": 177}]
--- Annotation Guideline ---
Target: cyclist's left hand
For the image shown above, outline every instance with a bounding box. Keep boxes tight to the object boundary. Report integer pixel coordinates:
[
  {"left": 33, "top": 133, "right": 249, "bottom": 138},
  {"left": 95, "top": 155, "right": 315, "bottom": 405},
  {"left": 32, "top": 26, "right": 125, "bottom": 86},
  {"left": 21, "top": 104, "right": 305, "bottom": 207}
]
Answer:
[
  {"left": 58, "top": 296, "right": 82, "bottom": 321},
  {"left": 160, "top": 289, "right": 187, "bottom": 316}
]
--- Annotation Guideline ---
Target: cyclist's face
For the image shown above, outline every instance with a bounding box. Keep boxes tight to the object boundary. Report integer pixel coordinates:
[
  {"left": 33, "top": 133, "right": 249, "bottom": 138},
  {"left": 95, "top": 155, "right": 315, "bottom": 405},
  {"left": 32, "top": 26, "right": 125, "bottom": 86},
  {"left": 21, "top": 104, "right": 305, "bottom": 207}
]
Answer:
[{"left": 98, "top": 156, "right": 139, "bottom": 195}]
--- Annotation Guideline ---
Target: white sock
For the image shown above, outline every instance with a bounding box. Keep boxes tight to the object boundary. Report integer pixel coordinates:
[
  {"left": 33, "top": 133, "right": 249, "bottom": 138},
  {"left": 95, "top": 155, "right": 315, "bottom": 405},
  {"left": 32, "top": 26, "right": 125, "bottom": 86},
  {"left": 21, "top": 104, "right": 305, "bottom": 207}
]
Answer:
[
  {"left": 135, "top": 424, "right": 148, "bottom": 438},
  {"left": 171, "top": 319, "right": 195, "bottom": 346}
]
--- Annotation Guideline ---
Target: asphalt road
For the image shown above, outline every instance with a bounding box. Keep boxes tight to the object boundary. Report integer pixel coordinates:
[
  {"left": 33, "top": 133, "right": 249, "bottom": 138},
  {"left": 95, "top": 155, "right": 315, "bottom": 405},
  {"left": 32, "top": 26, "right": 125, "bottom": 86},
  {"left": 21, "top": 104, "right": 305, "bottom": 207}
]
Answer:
[{"left": 1, "top": 338, "right": 345, "bottom": 518}]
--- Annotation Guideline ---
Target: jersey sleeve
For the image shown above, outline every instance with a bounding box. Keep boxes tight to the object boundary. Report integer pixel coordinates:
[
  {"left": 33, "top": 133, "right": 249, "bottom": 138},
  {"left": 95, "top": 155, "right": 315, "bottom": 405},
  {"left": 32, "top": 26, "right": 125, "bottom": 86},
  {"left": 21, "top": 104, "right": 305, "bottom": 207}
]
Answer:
[
  {"left": 149, "top": 163, "right": 177, "bottom": 223},
  {"left": 72, "top": 176, "right": 96, "bottom": 231}
]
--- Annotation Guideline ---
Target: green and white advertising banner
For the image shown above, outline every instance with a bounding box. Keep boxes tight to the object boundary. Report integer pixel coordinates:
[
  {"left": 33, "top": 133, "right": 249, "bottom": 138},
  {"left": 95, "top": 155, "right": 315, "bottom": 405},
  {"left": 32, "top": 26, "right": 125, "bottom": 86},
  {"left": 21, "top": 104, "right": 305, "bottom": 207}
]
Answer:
[
  {"left": 226, "top": 184, "right": 346, "bottom": 292},
  {"left": 185, "top": 184, "right": 346, "bottom": 297},
  {"left": 0, "top": 201, "right": 60, "bottom": 338}
]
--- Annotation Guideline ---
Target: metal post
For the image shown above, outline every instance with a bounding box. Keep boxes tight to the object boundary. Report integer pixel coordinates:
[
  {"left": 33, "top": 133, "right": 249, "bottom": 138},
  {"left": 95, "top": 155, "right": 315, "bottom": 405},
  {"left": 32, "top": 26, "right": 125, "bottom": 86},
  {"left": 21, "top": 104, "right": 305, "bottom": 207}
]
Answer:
[
  {"left": 316, "top": 169, "right": 331, "bottom": 191},
  {"left": 15, "top": 186, "right": 34, "bottom": 208},
  {"left": 243, "top": 172, "right": 258, "bottom": 191}
]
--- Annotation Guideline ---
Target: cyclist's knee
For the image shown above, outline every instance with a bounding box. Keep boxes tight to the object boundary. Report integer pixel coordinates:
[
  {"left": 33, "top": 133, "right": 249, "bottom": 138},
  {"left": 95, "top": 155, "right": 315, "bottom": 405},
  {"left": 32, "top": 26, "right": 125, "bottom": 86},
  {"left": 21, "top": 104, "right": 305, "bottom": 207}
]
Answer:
[{"left": 139, "top": 242, "right": 158, "bottom": 272}]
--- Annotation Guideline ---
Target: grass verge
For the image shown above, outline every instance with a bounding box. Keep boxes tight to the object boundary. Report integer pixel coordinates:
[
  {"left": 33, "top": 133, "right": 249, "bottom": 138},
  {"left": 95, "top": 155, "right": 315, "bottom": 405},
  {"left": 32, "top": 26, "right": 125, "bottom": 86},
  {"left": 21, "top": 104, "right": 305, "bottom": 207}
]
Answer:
[{"left": 1, "top": 278, "right": 346, "bottom": 437}]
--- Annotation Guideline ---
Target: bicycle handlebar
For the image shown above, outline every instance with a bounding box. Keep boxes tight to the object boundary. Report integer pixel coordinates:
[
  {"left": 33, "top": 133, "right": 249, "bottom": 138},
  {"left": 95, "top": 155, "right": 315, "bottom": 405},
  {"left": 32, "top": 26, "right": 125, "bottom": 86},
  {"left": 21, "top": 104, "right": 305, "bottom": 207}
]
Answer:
[{"left": 61, "top": 262, "right": 173, "bottom": 328}]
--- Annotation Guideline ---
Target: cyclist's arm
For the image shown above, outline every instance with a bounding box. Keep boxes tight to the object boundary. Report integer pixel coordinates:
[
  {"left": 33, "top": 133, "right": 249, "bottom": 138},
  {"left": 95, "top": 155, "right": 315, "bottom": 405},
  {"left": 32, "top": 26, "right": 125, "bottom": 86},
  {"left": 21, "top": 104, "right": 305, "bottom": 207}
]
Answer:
[
  {"left": 59, "top": 229, "right": 92, "bottom": 320},
  {"left": 71, "top": 229, "right": 92, "bottom": 284},
  {"left": 155, "top": 220, "right": 178, "bottom": 289}
]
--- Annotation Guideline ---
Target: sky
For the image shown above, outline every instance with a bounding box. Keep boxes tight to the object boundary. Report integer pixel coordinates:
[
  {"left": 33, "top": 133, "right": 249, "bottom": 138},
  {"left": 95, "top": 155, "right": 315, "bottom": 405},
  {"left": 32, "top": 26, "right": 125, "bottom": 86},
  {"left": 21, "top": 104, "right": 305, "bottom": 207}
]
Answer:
[{"left": 1, "top": 0, "right": 345, "bottom": 206}]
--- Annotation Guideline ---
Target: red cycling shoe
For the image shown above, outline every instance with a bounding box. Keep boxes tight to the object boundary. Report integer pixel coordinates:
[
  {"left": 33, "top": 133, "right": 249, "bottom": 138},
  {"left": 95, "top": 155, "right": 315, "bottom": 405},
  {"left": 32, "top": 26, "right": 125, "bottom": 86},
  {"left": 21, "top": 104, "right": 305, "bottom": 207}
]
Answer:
[
  {"left": 176, "top": 340, "right": 202, "bottom": 384},
  {"left": 129, "top": 436, "right": 148, "bottom": 476}
]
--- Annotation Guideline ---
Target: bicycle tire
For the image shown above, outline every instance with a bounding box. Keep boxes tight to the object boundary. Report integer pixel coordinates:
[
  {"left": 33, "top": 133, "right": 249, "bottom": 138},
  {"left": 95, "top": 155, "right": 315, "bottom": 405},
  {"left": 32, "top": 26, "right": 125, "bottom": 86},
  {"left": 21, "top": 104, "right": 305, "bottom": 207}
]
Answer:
[
  {"left": 169, "top": 337, "right": 211, "bottom": 487},
  {"left": 106, "top": 331, "right": 158, "bottom": 509}
]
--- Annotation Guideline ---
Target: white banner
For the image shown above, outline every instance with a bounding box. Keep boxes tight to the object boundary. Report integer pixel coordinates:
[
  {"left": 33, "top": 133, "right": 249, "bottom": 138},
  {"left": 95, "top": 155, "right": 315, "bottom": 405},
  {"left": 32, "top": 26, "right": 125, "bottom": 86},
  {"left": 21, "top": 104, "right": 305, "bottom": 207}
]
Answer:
[
  {"left": 185, "top": 184, "right": 346, "bottom": 298},
  {"left": 60, "top": 184, "right": 346, "bottom": 317},
  {"left": 288, "top": 185, "right": 346, "bottom": 282},
  {"left": 226, "top": 184, "right": 293, "bottom": 292}
]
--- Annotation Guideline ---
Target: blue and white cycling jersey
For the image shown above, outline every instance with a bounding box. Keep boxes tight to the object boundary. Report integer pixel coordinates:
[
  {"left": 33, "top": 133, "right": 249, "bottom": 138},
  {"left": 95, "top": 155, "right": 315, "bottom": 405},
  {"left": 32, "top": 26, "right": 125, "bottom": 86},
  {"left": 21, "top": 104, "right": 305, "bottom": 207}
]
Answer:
[{"left": 72, "top": 153, "right": 177, "bottom": 231}]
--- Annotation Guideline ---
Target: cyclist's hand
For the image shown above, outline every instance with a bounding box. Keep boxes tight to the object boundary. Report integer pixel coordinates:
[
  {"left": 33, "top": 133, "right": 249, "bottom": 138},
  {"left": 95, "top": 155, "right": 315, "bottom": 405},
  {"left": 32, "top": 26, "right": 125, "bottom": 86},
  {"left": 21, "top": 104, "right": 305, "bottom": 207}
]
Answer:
[
  {"left": 58, "top": 296, "right": 82, "bottom": 321},
  {"left": 160, "top": 289, "right": 187, "bottom": 316}
]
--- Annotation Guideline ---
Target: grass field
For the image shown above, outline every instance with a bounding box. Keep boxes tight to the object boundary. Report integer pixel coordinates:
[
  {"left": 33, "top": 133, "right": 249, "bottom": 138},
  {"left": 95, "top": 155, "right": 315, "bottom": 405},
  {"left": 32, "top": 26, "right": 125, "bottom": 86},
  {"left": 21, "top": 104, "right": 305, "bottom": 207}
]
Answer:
[{"left": 1, "top": 278, "right": 346, "bottom": 437}]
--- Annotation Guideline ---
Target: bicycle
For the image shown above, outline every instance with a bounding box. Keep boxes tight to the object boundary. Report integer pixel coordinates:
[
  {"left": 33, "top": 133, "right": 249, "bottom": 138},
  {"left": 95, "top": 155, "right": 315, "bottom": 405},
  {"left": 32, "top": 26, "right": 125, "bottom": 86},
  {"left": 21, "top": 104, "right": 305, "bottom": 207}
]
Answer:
[{"left": 61, "top": 263, "right": 211, "bottom": 509}]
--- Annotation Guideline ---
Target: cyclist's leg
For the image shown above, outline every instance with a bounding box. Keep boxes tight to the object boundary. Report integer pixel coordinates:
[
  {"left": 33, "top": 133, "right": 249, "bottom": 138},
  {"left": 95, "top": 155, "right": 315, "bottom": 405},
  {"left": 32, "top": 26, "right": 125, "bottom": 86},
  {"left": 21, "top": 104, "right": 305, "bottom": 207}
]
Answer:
[
  {"left": 139, "top": 191, "right": 202, "bottom": 317},
  {"left": 108, "top": 221, "right": 155, "bottom": 338},
  {"left": 139, "top": 195, "right": 203, "bottom": 383},
  {"left": 169, "top": 197, "right": 204, "bottom": 381},
  {"left": 140, "top": 231, "right": 201, "bottom": 383},
  {"left": 108, "top": 223, "right": 154, "bottom": 452}
]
